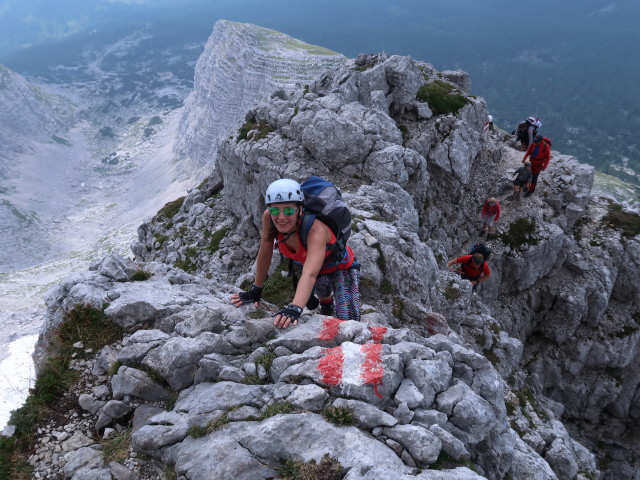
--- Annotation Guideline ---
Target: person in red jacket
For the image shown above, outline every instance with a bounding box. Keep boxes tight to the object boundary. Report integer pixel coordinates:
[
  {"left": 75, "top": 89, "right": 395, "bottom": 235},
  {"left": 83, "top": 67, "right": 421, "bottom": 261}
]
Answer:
[
  {"left": 522, "top": 135, "right": 551, "bottom": 197},
  {"left": 447, "top": 253, "right": 491, "bottom": 291},
  {"left": 481, "top": 197, "right": 501, "bottom": 235}
]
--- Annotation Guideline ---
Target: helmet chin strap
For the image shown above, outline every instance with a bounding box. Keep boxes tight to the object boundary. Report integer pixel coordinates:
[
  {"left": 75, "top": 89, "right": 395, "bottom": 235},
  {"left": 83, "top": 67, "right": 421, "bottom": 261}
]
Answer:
[
  {"left": 281, "top": 228, "right": 297, "bottom": 243},
  {"left": 280, "top": 207, "right": 301, "bottom": 242}
]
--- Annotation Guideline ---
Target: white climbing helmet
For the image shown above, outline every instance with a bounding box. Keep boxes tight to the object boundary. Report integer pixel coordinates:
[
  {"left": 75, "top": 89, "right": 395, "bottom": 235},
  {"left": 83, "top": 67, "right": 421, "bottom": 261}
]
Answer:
[
  {"left": 265, "top": 178, "right": 304, "bottom": 205},
  {"left": 487, "top": 115, "right": 493, "bottom": 122}
]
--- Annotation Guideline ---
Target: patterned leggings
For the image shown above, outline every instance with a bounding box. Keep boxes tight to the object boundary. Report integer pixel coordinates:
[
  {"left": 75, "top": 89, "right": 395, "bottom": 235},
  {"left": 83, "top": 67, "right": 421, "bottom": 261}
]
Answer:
[{"left": 313, "top": 261, "right": 361, "bottom": 321}]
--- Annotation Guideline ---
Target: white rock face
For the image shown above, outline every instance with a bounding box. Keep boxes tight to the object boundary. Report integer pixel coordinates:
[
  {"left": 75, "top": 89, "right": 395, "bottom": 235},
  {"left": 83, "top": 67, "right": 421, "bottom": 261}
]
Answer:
[{"left": 174, "top": 20, "right": 347, "bottom": 176}]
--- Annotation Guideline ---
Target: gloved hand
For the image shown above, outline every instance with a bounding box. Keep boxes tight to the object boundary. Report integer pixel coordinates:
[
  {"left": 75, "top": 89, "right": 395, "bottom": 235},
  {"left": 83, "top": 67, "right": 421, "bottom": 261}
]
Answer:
[
  {"left": 274, "top": 304, "right": 302, "bottom": 329},
  {"left": 236, "top": 284, "right": 262, "bottom": 305}
]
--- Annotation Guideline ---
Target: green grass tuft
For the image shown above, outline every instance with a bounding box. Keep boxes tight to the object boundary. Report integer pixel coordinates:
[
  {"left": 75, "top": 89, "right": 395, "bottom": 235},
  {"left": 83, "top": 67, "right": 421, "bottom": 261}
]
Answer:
[
  {"left": 416, "top": 80, "right": 470, "bottom": 116},
  {"left": 255, "top": 351, "right": 276, "bottom": 374},
  {"left": 129, "top": 270, "right": 152, "bottom": 281},
  {"left": 261, "top": 401, "right": 294, "bottom": 419},
  {"left": 372, "top": 243, "right": 386, "bottom": 271},
  {"left": 237, "top": 120, "right": 274, "bottom": 143},
  {"left": 1, "top": 305, "right": 122, "bottom": 478},
  {"left": 153, "top": 233, "right": 169, "bottom": 246},
  {"left": 380, "top": 279, "right": 393, "bottom": 295},
  {"left": 322, "top": 406, "right": 355, "bottom": 426},
  {"left": 163, "top": 466, "right": 177, "bottom": 480},
  {"left": 443, "top": 286, "right": 461, "bottom": 300},
  {"left": 188, "top": 425, "right": 208, "bottom": 438},
  {"left": 156, "top": 197, "right": 185, "bottom": 219},
  {"left": 242, "top": 374, "right": 266, "bottom": 385},
  {"left": 261, "top": 260, "right": 296, "bottom": 307},
  {"left": 109, "top": 360, "right": 123, "bottom": 376},
  {"left": 206, "top": 227, "right": 229, "bottom": 253},
  {"left": 500, "top": 218, "right": 538, "bottom": 249},
  {"left": 603, "top": 205, "right": 640, "bottom": 237},
  {"left": 207, "top": 413, "right": 230, "bottom": 432},
  {"left": 277, "top": 454, "right": 343, "bottom": 480},
  {"left": 174, "top": 258, "right": 197, "bottom": 273},
  {"left": 102, "top": 429, "right": 132, "bottom": 463},
  {"left": 57, "top": 305, "right": 123, "bottom": 360}
]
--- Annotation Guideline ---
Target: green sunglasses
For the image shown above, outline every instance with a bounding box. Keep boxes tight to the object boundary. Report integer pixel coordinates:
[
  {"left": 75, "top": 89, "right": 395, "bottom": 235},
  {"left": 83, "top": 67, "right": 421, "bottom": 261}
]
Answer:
[{"left": 269, "top": 206, "right": 297, "bottom": 216}]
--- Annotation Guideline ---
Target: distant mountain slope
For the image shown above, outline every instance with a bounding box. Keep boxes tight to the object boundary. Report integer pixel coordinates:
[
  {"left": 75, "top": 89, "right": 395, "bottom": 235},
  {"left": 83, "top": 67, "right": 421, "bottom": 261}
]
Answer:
[
  {"left": 174, "top": 20, "right": 347, "bottom": 175},
  {"left": 0, "top": 64, "right": 74, "bottom": 177}
]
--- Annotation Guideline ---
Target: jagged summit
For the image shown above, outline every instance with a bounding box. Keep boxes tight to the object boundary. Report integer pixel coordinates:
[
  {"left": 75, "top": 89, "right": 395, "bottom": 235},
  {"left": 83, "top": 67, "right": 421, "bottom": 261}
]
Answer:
[
  {"left": 174, "top": 20, "right": 347, "bottom": 176},
  {"left": 17, "top": 27, "right": 640, "bottom": 480}
]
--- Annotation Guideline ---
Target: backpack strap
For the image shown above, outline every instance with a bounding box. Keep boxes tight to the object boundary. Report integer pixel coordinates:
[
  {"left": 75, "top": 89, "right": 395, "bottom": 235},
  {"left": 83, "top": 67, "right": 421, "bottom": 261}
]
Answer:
[
  {"left": 532, "top": 144, "right": 540, "bottom": 158},
  {"left": 299, "top": 213, "right": 345, "bottom": 262},
  {"left": 299, "top": 213, "right": 316, "bottom": 250}
]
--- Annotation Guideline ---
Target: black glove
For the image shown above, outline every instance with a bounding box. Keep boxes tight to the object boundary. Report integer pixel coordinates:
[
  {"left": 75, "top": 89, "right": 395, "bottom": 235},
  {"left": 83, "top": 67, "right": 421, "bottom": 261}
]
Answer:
[
  {"left": 237, "top": 284, "right": 262, "bottom": 305},
  {"left": 277, "top": 304, "right": 303, "bottom": 323}
]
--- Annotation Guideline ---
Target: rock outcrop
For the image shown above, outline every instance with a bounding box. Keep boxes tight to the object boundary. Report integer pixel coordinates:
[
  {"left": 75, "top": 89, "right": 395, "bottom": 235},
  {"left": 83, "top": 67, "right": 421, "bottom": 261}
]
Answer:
[
  {"left": 30, "top": 253, "right": 598, "bottom": 479},
  {"left": 174, "top": 20, "right": 347, "bottom": 176},
  {"left": 25, "top": 25, "right": 640, "bottom": 480}
]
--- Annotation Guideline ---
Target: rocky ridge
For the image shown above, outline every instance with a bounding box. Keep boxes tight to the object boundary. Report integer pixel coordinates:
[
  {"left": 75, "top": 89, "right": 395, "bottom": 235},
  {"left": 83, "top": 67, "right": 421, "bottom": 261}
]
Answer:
[{"left": 25, "top": 35, "right": 639, "bottom": 480}]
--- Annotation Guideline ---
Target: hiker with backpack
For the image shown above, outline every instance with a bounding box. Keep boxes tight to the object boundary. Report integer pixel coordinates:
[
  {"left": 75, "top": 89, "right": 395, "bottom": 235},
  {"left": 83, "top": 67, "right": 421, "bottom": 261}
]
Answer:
[
  {"left": 481, "top": 197, "right": 501, "bottom": 235},
  {"left": 447, "top": 245, "right": 491, "bottom": 292},
  {"left": 231, "top": 178, "right": 361, "bottom": 328},
  {"left": 522, "top": 135, "right": 551, "bottom": 197},
  {"left": 513, "top": 116, "right": 542, "bottom": 151},
  {"left": 512, "top": 160, "right": 533, "bottom": 201}
]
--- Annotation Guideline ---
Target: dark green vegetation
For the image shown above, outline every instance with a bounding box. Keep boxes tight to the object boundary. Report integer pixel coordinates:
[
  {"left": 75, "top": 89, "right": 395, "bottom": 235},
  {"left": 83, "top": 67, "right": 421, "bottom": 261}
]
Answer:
[
  {"left": 174, "top": 246, "right": 199, "bottom": 270},
  {"left": 500, "top": 218, "right": 538, "bottom": 249},
  {"left": 240, "top": 350, "right": 276, "bottom": 384},
  {"left": 237, "top": 120, "right": 275, "bottom": 143},
  {"left": 0, "top": 305, "right": 123, "bottom": 480},
  {"left": 430, "top": 451, "right": 479, "bottom": 473},
  {"left": 322, "top": 406, "right": 355, "bottom": 426},
  {"left": 603, "top": 203, "right": 640, "bottom": 237},
  {"left": 443, "top": 283, "right": 461, "bottom": 300},
  {"left": 156, "top": 197, "right": 185, "bottom": 219},
  {"left": 206, "top": 227, "right": 229, "bottom": 253},
  {"left": 101, "top": 429, "right": 132, "bottom": 463},
  {"left": 255, "top": 350, "right": 276, "bottom": 377},
  {"left": 129, "top": 269, "right": 152, "bottom": 281},
  {"left": 261, "top": 401, "right": 295, "bottom": 419},
  {"left": 261, "top": 260, "right": 296, "bottom": 307},
  {"left": 260, "top": 402, "right": 295, "bottom": 420},
  {"left": 277, "top": 454, "right": 343, "bottom": 480},
  {"left": 416, "top": 80, "right": 470, "bottom": 116}
]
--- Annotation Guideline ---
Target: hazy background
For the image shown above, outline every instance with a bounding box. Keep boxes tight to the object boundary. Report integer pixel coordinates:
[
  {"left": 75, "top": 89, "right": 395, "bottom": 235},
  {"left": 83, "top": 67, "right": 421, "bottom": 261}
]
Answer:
[{"left": 1, "top": 0, "right": 639, "bottom": 186}]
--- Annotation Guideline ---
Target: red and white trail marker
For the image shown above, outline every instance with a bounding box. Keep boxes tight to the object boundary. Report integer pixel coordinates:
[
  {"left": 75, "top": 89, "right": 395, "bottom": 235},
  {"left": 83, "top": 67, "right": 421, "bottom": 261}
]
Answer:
[{"left": 317, "top": 318, "right": 387, "bottom": 397}]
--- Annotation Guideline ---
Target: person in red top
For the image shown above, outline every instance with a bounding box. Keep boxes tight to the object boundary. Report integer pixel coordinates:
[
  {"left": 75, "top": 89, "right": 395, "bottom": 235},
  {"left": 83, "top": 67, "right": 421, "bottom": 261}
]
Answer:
[
  {"left": 447, "top": 253, "right": 491, "bottom": 291},
  {"left": 231, "top": 179, "right": 360, "bottom": 328},
  {"left": 481, "top": 197, "right": 501, "bottom": 235},
  {"left": 522, "top": 135, "right": 551, "bottom": 196}
]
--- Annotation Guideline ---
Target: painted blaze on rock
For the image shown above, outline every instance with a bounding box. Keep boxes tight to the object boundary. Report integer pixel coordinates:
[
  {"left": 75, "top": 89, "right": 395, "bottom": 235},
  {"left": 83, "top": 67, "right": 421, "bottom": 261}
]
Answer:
[{"left": 317, "top": 318, "right": 387, "bottom": 397}]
